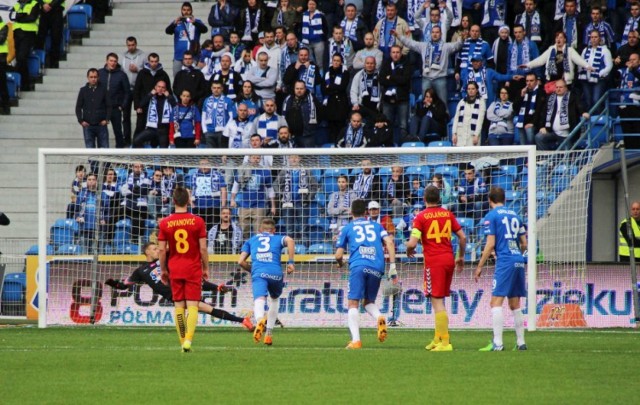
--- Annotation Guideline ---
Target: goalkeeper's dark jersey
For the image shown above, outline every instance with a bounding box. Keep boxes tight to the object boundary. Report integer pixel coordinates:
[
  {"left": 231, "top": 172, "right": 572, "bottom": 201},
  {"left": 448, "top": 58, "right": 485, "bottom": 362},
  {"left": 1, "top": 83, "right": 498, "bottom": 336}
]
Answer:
[{"left": 127, "top": 260, "right": 173, "bottom": 301}]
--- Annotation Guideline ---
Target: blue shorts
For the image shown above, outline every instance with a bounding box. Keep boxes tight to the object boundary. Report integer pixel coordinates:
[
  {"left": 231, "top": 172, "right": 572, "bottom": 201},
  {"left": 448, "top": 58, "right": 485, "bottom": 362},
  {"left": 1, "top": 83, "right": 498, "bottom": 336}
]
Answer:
[
  {"left": 252, "top": 273, "right": 284, "bottom": 299},
  {"left": 492, "top": 257, "right": 526, "bottom": 298},
  {"left": 348, "top": 266, "right": 384, "bottom": 301}
]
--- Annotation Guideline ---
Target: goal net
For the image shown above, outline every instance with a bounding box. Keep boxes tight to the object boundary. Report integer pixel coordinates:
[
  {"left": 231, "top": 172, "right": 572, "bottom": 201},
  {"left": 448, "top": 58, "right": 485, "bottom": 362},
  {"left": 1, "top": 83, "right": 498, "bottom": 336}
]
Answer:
[{"left": 35, "top": 146, "right": 594, "bottom": 329}]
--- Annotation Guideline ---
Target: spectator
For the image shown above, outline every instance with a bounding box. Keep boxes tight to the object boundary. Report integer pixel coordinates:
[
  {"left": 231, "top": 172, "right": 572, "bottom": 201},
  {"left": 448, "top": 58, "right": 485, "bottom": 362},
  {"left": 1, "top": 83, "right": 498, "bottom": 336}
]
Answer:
[
  {"left": 282, "top": 80, "right": 322, "bottom": 147},
  {"left": 385, "top": 165, "right": 410, "bottom": 217},
  {"left": 514, "top": 0, "right": 549, "bottom": 49},
  {"left": 173, "top": 51, "right": 208, "bottom": 105},
  {"left": 396, "top": 25, "right": 462, "bottom": 103},
  {"left": 238, "top": 0, "right": 266, "bottom": 47},
  {"left": 252, "top": 98, "right": 288, "bottom": 141},
  {"left": 99, "top": 53, "right": 131, "bottom": 149},
  {"left": 301, "top": 0, "right": 329, "bottom": 71},
  {"left": 279, "top": 32, "right": 303, "bottom": 94},
  {"left": 169, "top": 89, "right": 202, "bottom": 148},
  {"left": 379, "top": 45, "right": 411, "bottom": 143},
  {"left": 408, "top": 88, "right": 449, "bottom": 143},
  {"left": 160, "top": 166, "right": 183, "bottom": 216},
  {"left": 283, "top": 46, "right": 323, "bottom": 97},
  {"left": 236, "top": 81, "right": 263, "bottom": 121},
  {"left": 617, "top": 52, "right": 640, "bottom": 149},
  {"left": 265, "top": 125, "right": 296, "bottom": 167},
  {"left": 133, "top": 80, "right": 176, "bottom": 148},
  {"left": 373, "top": 3, "right": 409, "bottom": 60},
  {"left": 121, "top": 37, "right": 146, "bottom": 147},
  {"left": 207, "top": 207, "right": 243, "bottom": 254},
  {"left": 76, "top": 68, "right": 111, "bottom": 149},
  {"left": 457, "top": 166, "right": 488, "bottom": 220},
  {"left": 621, "top": 3, "right": 640, "bottom": 47},
  {"left": 35, "top": 0, "right": 63, "bottom": 69},
  {"left": 524, "top": 31, "right": 591, "bottom": 88},
  {"left": 189, "top": 157, "right": 227, "bottom": 231},
  {"left": 166, "top": 2, "right": 208, "bottom": 76},
  {"left": 327, "top": 175, "right": 358, "bottom": 237},
  {"left": 352, "top": 32, "right": 384, "bottom": 72},
  {"left": 10, "top": 0, "right": 40, "bottom": 92},
  {"left": 350, "top": 56, "right": 381, "bottom": 124},
  {"left": 229, "top": 31, "right": 247, "bottom": 61},
  {"left": 368, "top": 113, "right": 394, "bottom": 147},
  {"left": 272, "top": 0, "right": 299, "bottom": 33},
  {"left": 452, "top": 81, "right": 485, "bottom": 146},
  {"left": 486, "top": 87, "right": 515, "bottom": 145},
  {"left": 352, "top": 158, "right": 382, "bottom": 202},
  {"left": 450, "top": 13, "right": 471, "bottom": 43},
  {"left": 231, "top": 154, "right": 277, "bottom": 238},
  {"left": 507, "top": 24, "right": 541, "bottom": 100},
  {"left": 578, "top": 30, "right": 613, "bottom": 108},
  {"left": 583, "top": 7, "right": 615, "bottom": 51},
  {"left": 210, "top": 53, "right": 241, "bottom": 100},
  {"left": 340, "top": 3, "right": 367, "bottom": 52},
  {"left": 202, "top": 81, "right": 236, "bottom": 148},
  {"left": 133, "top": 53, "right": 173, "bottom": 137},
  {"left": 120, "top": 162, "right": 151, "bottom": 242},
  {"left": 535, "top": 79, "right": 589, "bottom": 150},
  {"left": 257, "top": 29, "right": 282, "bottom": 73},
  {"left": 615, "top": 30, "right": 640, "bottom": 69},
  {"left": 75, "top": 173, "right": 102, "bottom": 253},
  {"left": 224, "top": 102, "right": 254, "bottom": 149},
  {"left": 101, "top": 168, "right": 121, "bottom": 245},
  {"left": 242, "top": 133, "right": 274, "bottom": 168},
  {"left": 0, "top": 21, "right": 9, "bottom": 115},
  {"left": 553, "top": 0, "right": 583, "bottom": 51},
  {"left": 199, "top": 36, "right": 231, "bottom": 81},
  {"left": 491, "top": 25, "right": 511, "bottom": 77},
  {"left": 246, "top": 51, "right": 278, "bottom": 99},
  {"left": 455, "top": 24, "right": 494, "bottom": 74},
  {"left": 208, "top": 0, "right": 239, "bottom": 41},
  {"left": 274, "top": 154, "right": 318, "bottom": 244},
  {"left": 513, "top": 72, "right": 546, "bottom": 145},
  {"left": 459, "top": 56, "right": 516, "bottom": 103},
  {"left": 430, "top": 173, "right": 453, "bottom": 210},
  {"left": 71, "top": 165, "right": 87, "bottom": 196},
  {"left": 324, "top": 54, "right": 351, "bottom": 142},
  {"left": 147, "top": 169, "right": 164, "bottom": 219},
  {"left": 416, "top": 3, "right": 451, "bottom": 43},
  {"left": 409, "top": 177, "right": 424, "bottom": 206},
  {"left": 327, "top": 26, "right": 354, "bottom": 71},
  {"left": 234, "top": 49, "right": 257, "bottom": 80},
  {"left": 336, "top": 111, "right": 371, "bottom": 148}
]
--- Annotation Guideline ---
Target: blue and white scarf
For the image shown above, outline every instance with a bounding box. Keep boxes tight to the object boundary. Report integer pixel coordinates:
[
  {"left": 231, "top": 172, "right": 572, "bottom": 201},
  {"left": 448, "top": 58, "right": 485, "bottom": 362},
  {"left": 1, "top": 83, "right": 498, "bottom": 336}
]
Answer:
[
  {"left": 376, "top": 0, "right": 385, "bottom": 23},
  {"left": 545, "top": 93, "right": 570, "bottom": 130},
  {"left": 516, "top": 86, "right": 537, "bottom": 128},
  {"left": 299, "top": 64, "right": 317, "bottom": 92},
  {"left": 203, "top": 96, "right": 228, "bottom": 132},
  {"left": 458, "top": 98, "right": 482, "bottom": 132},
  {"left": 231, "top": 119, "right": 250, "bottom": 148},
  {"left": 459, "top": 39, "right": 487, "bottom": 69},
  {"left": 547, "top": 46, "right": 570, "bottom": 79},
  {"left": 555, "top": 0, "right": 581, "bottom": 21},
  {"left": 333, "top": 190, "right": 352, "bottom": 210},
  {"left": 423, "top": 40, "right": 443, "bottom": 75},
  {"left": 282, "top": 169, "right": 309, "bottom": 205},
  {"left": 518, "top": 11, "right": 541, "bottom": 42},
  {"left": 466, "top": 68, "right": 488, "bottom": 99},
  {"left": 257, "top": 113, "right": 280, "bottom": 139},
  {"left": 384, "top": 61, "right": 401, "bottom": 98},
  {"left": 146, "top": 96, "right": 172, "bottom": 128},
  {"left": 482, "top": 0, "right": 505, "bottom": 27},
  {"left": 283, "top": 93, "right": 317, "bottom": 124},
  {"left": 578, "top": 46, "right": 604, "bottom": 83},
  {"left": 619, "top": 67, "right": 640, "bottom": 103},
  {"left": 212, "top": 70, "right": 237, "bottom": 100},
  {"left": 510, "top": 39, "right": 530, "bottom": 73},
  {"left": 277, "top": 9, "right": 284, "bottom": 25},
  {"left": 563, "top": 14, "right": 578, "bottom": 48},
  {"left": 450, "top": 0, "right": 461, "bottom": 26},
  {"left": 328, "top": 39, "right": 351, "bottom": 64},
  {"left": 341, "top": 17, "right": 359, "bottom": 41},
  {"left": 302, "top": 11, "right": 324, "bottom": 44},
  {"left": 360, "top": 71, "right": 380, "bottom": 103},
  {"left": 242, "top": 8, "right": 261, "bottom": 41},
  {"left": 622, "top": 16, "right": 640, "bottom": 46},
  {"left": 379, "top": 17, "right": 397, "bottom": 50},
  {"left": 406, "top": 0, "right": 417, "bottom": 30},
  {"left": 353, "top": 173, "right": 374, "bottom": 199},
  {"left": 489, "top": 101, "right": 512, "bottom": 132},
  {"left": 345, "top": 125, "right": 364, "bottom": 147}
]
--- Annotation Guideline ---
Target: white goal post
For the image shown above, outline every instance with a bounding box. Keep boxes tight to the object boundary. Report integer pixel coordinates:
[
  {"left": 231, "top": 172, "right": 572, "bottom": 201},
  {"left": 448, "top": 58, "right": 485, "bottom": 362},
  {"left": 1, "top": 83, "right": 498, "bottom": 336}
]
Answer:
[{"left": 35, "top": 146, "right": 595, "bottom": 330}]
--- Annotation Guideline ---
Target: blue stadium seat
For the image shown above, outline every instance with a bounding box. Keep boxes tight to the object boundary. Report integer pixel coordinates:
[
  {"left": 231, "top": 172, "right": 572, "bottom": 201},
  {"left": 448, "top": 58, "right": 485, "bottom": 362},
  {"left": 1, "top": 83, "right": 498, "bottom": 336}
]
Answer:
[
  {"left": 25, "top": 244, "right": 55, "bottom": 255},
  {"left": 464, "top": 243, "right": 481, "bottom": 262},
  {"left": 491, "top": 174, "right": 514, "bottom": 191},
  {"left": 308, "top": 202, "right": 321, "bottom": 218},
  {"left": 307, "top": 243, "right": 333, "bottom": 254},
  {"left": 456, "top": 217, "right": 475, "bottom": 230},
  {"left": 324, "top": 168, "right": 349, "bottom": 178},
  {"left": 505, "top": 190, "right": 523, "bottom": 214},
  {"left": 115, "top": 243, "right": 140, "bottom": 255},
  {"left": 67, "top": 4, "right": 92, "bottom": 36},
  {"left": 406, "top": 165, "right": 431, "bottom": 181},
  {"left": 428, "top": 140, "right": 452, "bottom": 147},
  {"left": 321, "top": 143, "right": 335, "bottom": 148},
  {"left": 28, "top": 50, "right": 44, "bottom": 81},
  {"left": 114, "top": 218, "right": 132, "bottom": 245},
  {"left": 1, "top": 273, "right": 27, "bottom": 316},
  {"left": 308, "top": 226, "right": 329, "bottom": 244},
  {"left": 447, "top": 98, "right": 459, "bottom": 119},
  {"left": 282, "top": 245, "right": 307, "bottom": 255},
  {"left": 378, "top": 167, "right": 393, "bottom": 176},
  {"left": 322, "top": 178, "right": 339, "bottom": 194},
  {"left": 6, "top": 72, "right": 20, "bottom": 106},
  {"left": 50, "top": 218, "right": 79, "bottom": 247},
  {"left": 434, "top": 165, "right": 457, "bottom": 183},
  {"left": 308, "top": 217, "right": 330, "bottom": 230},
  {"left": 401, "top": 142, "right": 425, "bottom": 148},
  {"left": 56, "top": 244, "right": 85, "bottom": 255},
  {"left": 314, "top": 192, "right": 327, "bottom": 207},
  {"left": 500, "top": 165, "right": 519, "bottom": 177}
]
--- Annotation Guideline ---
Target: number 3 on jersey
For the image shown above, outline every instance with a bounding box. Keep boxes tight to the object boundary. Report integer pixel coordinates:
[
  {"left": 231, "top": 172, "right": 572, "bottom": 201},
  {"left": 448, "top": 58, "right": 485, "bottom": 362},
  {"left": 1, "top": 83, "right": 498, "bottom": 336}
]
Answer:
[
  {"left": 426, "top": 220, "right": 451, "bottom": 243},
  {"left": 175, "top": 229, "right": 190, "bottom": 253}
]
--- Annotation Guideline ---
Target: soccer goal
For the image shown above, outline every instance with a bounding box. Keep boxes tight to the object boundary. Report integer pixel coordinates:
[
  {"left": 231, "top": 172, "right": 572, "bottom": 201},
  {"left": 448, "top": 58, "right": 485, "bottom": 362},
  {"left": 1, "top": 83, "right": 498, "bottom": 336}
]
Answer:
[{"left": 35, "top": 146, "right": 596, "bottom": 329}]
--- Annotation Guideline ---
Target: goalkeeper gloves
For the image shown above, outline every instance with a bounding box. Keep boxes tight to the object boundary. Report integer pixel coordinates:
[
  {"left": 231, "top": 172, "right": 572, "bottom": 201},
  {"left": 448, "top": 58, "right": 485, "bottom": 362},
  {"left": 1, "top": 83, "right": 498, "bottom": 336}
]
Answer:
[{"left": 388, "top": 263, "right": 397, "bottom": 280}]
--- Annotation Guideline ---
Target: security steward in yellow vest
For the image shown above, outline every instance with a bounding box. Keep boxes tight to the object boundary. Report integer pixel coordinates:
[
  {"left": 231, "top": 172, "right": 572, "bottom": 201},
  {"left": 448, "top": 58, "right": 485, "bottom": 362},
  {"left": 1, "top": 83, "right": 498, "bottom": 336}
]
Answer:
[
  {"left": 0, "top": 18, "right": 10, "bottom": 114},
  {"left": 37, "top": 0, "right": 65, "bottom": 69},
  {"left": 10, "top": 0, "right": 40, "bottom": 91},
  {"left": 619, "top": 201, "right": 640, "bottom": 263}
]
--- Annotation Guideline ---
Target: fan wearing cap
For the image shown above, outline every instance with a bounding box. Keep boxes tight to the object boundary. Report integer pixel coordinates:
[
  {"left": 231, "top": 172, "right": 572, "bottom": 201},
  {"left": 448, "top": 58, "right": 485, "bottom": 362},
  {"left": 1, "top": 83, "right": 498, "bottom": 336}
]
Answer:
[{"left": 459, "top": 55, "right": 521, "bottom": 103}]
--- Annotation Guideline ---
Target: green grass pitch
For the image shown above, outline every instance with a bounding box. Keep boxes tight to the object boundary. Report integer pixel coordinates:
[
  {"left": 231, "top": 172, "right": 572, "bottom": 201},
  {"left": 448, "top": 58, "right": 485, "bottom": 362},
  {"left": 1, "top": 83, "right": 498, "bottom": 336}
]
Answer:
[{"left": 0, "top": 326, "right": 637, "bottom": 404}]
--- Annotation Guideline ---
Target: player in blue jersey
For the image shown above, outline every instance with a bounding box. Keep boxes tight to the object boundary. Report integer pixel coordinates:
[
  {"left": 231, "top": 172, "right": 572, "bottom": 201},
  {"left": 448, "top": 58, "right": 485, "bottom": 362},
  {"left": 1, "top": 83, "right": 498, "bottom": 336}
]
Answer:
[
  {"left": 335, "top": 199, "right": 397, "bottom": 350},
  {"left": 238, "top": 218, "right": 295, "bottom": 346},
  {"left": 474, "top": 187, "right": 528, "bottom": 351}
]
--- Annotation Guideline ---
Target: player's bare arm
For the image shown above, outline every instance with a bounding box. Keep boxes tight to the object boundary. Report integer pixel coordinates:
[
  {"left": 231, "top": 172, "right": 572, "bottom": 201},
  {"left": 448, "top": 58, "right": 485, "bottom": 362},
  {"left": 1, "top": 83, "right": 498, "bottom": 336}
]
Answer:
[
  {"left": 474, "top": 234, "right": 495, "bottom": 282},
  {"left": 238, "top": 251, "right": 252, "bottom": 272},
  {"left": 199, "top": 237, "right": 209, "bottom": 280},
  {"left": 519, "top": 234, "right": 528, "bottom": 254},
  {"left": 335, "top": 247, "right": 345, "bottom": 268},
  {"left": 284, "top": 236, "right": 295, "bottom": 274},
  {"left": 405, "top": 228, "right": 421, "bottom": 258},
  {"left": 455, "top": 228, "right": 467, "bottom": 272},
  {"left": 158, "top": 240, "right": 170, "bottom": 285}
]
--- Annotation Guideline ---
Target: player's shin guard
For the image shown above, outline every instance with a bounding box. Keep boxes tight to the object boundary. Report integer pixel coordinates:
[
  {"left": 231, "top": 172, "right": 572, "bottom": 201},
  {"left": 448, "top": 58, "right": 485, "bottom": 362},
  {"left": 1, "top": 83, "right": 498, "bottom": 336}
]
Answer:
[
  {"left": 175, "top": 307, "right": 186, "bottom": 345},
  {"left": 266, "top": 297, "right": 279, "bottom": 335},
  {"left": 254, "top": 297, "right": 266, "bottom": 321},
  {"left": 512, "top": 308, "right": 525, "bottom": 346},
  {"left": 185, "top": 305, "right": 199, "bottom": 342},
  {"left": 364, "top": 303, "right": 382, "bottom": 319},
  {"left": 435, "top": 310, "right": 450, "bottom": 346},
  {"left": 491, "top": 307, "right": 504, "bottom": 347},
  {"left": 348, "top": 308, "right": 360, "bottom": 342}
]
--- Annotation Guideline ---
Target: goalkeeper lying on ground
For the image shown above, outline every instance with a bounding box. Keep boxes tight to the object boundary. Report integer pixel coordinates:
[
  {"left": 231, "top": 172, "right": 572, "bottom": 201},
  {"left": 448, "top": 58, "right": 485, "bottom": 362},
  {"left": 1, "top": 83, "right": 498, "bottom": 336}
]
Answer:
[{"left": 105, "top": 241, "right": 255, "bottom": 331}]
